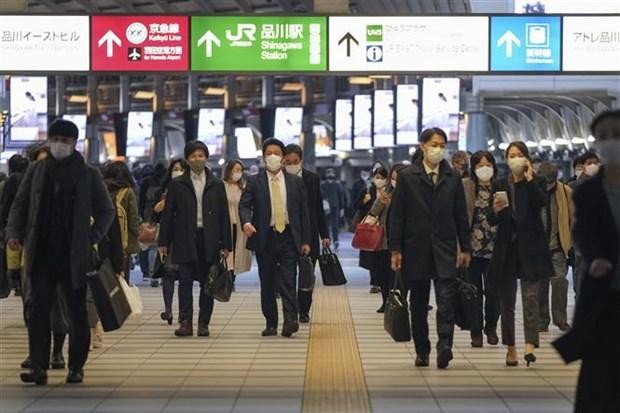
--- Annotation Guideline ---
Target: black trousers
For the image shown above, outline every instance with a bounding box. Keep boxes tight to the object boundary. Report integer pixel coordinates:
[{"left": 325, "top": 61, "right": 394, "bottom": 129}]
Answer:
[
  {"left": 28, "top": 261, "right": 89, "bottom": 371},
  {"left": 575, "top": 293, "right": 620, "bottom": 413},
  {"left": 328, "top": 213, "right": 339, "bottom": 243},
  {"left": 409, "top": 278, "right": 458, "bottom": 356},
  {"left": 371, "top": 250, "right": 393, "bottom": 306},
  {"left": 178, "top": 231, "right": 214, "bottom": 325},
  {"left": 162, "top": 267, "right": 178, "bottom": 315},
  {"left": 256, "top": 227, "right": 298, "bottom": 328},
  {"left": 466, "top": 257, "right": 499, "bottom": 335},
  {"left": 297, "top": 257, "right": 316, "bottom": 316}
]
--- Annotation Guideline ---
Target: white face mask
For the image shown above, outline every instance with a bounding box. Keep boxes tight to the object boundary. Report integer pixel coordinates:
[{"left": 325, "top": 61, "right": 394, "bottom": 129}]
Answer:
[
  {"left": 171, "top": 170, "right": 184, "bottom": 179},
  {"left": 425, "top": 146, "right": 445, "bottom": 165},
  {"left": 49, "top": 141, "right": 74, "bottom": 160},
  {"left": 475, "top": 166, "right": 494, "bottom": 182},
  {"left": 584, "top": 163, "right": 601, "bottom": 176},
  {"left": 575, "top": 169, "right": 583, "bottom": 178},
  {"left": 265, "top": 154, "right": 282, "bottom": 172},
  {"left": 508, "top": 157, "right": 527, "bottom": 175},
  {"left": 374, "top": 178, "right": 387, "bottom": 189},
  {"left": 285, "top": 164, "right": 302, "bottom": 176},
  {"left": 391, "top": 179, "right": 397, "bottom": 188},
  {"left": 596, "top": 139, "right": 620, "bottom": 167},
  {"left": 232, "top": 172, "right": 243, "bottom": 182}
]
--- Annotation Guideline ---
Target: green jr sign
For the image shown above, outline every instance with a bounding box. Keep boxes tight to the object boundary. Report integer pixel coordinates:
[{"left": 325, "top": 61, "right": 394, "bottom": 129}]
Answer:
[{"left": 191, "top": 16, "right": 327, "bottom": 72}]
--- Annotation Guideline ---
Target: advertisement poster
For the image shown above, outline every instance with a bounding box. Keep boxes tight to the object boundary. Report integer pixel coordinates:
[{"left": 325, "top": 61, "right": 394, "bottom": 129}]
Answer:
[
  {"left": 126, "top": 111, "right": 153, "bottom": 157},
  {"left": 62, "top": 114, "right": 87, "bottom": 152},
  {"left": 422, "top": 78, "right": 460, "bottom": 142},
  {"left": 236, "top": 127, "right": 258, "bottom": 159},
  {"left": 274, "top": 107, "right": 303, "bottom": 145},
  {"left": 373, "top": 90, "right": 394, "bottom": 147},
  {"left": 92, "top": 16, "right": 189, "bottom": 71},
  {"left": 353, "top": 94, "right": 372, "bottom": 150},
  {"left": 198, "top": 108, "right": 226, "bottom": 155},
  {"left": 334, "top": 99, "right": 352, "bottom": 151},
  {"left": 314, "top": 124, "right": 332, "bottom": 157},
  {"left": 396, "top": 84, "right": 419, "bottom": 145},
  {"left": 10, "top": 76, "right": 48, "bottom": 141}
]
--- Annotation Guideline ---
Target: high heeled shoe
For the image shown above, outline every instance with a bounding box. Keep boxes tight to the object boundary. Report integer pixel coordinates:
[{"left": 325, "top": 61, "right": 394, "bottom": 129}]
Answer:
[
  {"left": 524, "top": 353, "right": 537, "bottom": 367},
  {"left": 160, "top": 312, "right": 173, "bottom": 325}
]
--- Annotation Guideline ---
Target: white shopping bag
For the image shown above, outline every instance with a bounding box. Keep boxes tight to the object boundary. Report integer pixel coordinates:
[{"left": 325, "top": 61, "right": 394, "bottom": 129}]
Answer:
[{"left": 118, "top": 277, "right": 143, "bottom": 316}]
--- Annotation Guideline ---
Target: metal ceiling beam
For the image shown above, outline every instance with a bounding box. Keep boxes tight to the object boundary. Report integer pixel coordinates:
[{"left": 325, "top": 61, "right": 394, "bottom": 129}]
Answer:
[
  {"left": 193, "top": 0, "right": 215, "bottom": 13},
  {"left": 233, "top": 0, "right": 252, "bottom": 12},
  {"left": 108, "top": 0, "right": 135, "bottom": 12},
  {"left": 152, "top": 0, "right": 173, "bottom": 12},
  {"left": 71, "top": 0, "right": 99, "bottom": 12},
  {"left": 37, "top": 0, "right": 68, "bottom": 12},
  {"left": 274, "top": 0, "right": 293, "bottom": 11}
]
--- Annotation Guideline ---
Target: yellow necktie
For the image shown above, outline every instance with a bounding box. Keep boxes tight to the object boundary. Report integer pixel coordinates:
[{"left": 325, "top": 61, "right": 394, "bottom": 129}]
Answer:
[{"left": 271, "top": 177, "right": 286, "bottom": 233}]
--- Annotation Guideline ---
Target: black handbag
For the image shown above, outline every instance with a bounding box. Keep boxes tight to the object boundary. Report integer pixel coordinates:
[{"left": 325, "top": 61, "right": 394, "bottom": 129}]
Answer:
[
  {"left": 298, "top": 255, "right": 315, "bottom": 292},
  {"left": 384, "top": 270, "right": 412, "bottom": 342},
  {"left": 454, "top": 272, "right": 481, "bottom": 331},
  {"left": 318, "top": 247, "right": 347, "bottom": 286},
  {"left": 86, "top": 258, "right": 131, "bottom": 332},
  {"left": 206, "top": 257, "right": 233, "bottom": 303}
]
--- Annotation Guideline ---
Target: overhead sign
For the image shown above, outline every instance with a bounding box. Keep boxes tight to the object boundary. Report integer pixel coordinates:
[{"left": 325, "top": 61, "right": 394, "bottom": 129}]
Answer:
[
  {"left": 490, "top": 16, "right": 561, "bottom": 71},
  {"left": 563, "top": 16, "right": 620, "bottom": 72},
  {"left": 191, "top": 16, "right": 327, "bottom": 71},
  {"left": 328, "top": 16, "right": 489, "bottom": 72},
  {"left": 0, "top": 16, "right": 89, "bottom": 71},
  {"left": 91, "top": 16, "right": 189, "bottom": 71}
]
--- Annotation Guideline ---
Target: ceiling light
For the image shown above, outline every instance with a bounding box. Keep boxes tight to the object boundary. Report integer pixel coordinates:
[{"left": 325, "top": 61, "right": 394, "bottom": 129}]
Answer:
[
  {"left": 348, "top": 76, "right": 374, "bottom": 85},
  {"left": 133, "top": 91, "right": 155, "bottom": 100},
  {"left": 281, "top": 82, "right": 304, "bottom": 92},
  {"left": 369, "top": 75, "right": 392, "bottom": 79},
  {"left": 67, "top": 95, "right": 88, "bottom": 103},
  {"left": 498, "top": 143, "right": 509, "bottom": 150},
  {"left": 203, "top": 87, "right": 227, "bottom": 96}
]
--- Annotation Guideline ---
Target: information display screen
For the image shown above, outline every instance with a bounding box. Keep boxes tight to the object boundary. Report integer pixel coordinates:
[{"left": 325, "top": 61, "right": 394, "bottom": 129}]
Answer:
[
  {"left": 373, "top": 90, "right": 394, "bottom": 147},
  {"left": 334, "top": 99, "right": 352, "bottom": 151},
  {"left": 422, "top": 78, "right": 460, "bottom": 142},
  {"left": 274, "top": 107, "right": 303, "bottom": 145},
  {"left": 10, "top": 76, "right": 48, "bottom": 142},
  {"left": 314, "top": 124, "right": 332, "bottom": 156},
  {"left": 126, "top": 111, "right": 153, "bottom": 157},
  {"left": 198, "top": 108, "right": 226, "bottom": 156},
  {"left": 396, "top": 84, "right": 419, "bottom": 145},
  {"left": 236, "top": 127, "right": 259, "bottom": 159},
  {"left": 353, "top": 94, "right": 372, "bottom": 150}
]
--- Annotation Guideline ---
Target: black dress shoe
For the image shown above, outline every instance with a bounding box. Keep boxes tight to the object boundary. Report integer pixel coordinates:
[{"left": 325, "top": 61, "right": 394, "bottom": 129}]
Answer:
[
  {"left": 174, "top": 320, "right": 193, "bottom": 337},
  {"left": 20, "top": 356, "right": 32, "bottom": 369},
  {"left": 470, "top": 332, "right": 483, "bottom": 348},
  {"left": 437, "top": 348, "right": 454, "bottom": 369},
  {"left": 415, "top": 355, "right": 429, "bottom": 367},
  {"left": 50, "top": 353, "right": 65, "bottom": 370},
  {"left": 160, "top": 312, "right": 173, "bottom": 325},
  {"left": 197, "top": 322, "right": 210, "bottom": 337},
  {"left": 281, "top": 321, "right": 300, "bottom": 337},
  {"left": 376, "top": 304, "right": 385, "bottom": 313},
  {"left": 299, "top": 314, "right": 310, "bottom": 323},
  {"left": 66, "top": 368, "right": 84, "bottom": 384},
  {"left": 557, "top": 323, "right": 571, "bottom": 332},
  {"left": 20, "top": 368, "right": 47, "bottom": 385},
  {"left": 261, "top": 327, "right": 278, "bottom": 337},
  {"left": 486, "top": 330, "right": 499, "bottom": 346}
]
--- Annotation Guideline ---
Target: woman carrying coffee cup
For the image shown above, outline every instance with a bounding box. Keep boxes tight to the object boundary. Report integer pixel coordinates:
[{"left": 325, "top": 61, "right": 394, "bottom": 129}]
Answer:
[{"left": 488, "top": 141, "right": 554, "bottom": 367}]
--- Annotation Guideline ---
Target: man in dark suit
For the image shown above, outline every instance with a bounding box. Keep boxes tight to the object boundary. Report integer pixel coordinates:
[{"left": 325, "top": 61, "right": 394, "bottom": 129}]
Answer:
[
  {"left": 283, "top": 144, "right": 330, "bottom": 323},
  {"left": 389, "top": 127, "right": 471, "bottom": 370},
  {"left": 239, "top": 138, "right": 311, "bottom": 337}
]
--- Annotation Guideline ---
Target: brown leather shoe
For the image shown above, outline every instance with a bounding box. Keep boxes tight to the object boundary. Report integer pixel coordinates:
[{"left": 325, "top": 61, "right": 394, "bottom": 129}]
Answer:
[
  {"left": 197, "top": 322, "right": 210, "bottom": 337},
  {"left": 174, "top": 320, "right": 193, "bottom": 337},
  {"left": 506, "top": 346, "right": 519, "bottom": 367},
  {"left": 470, "top": 332, "right": 483, "bottom": 348}
]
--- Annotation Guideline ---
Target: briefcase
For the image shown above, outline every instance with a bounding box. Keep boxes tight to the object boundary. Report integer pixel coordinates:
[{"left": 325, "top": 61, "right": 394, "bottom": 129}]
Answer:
[
  {"left": 87, "top": 258, "right": 131, "bottom": 332},
  {"left": 318, "top": 247, "right": 347, "bottom": 286},
  {"left": 298, "top": 255, "right": 315, "bottom": 292},
  {"left": 206, "top": 257, "right": 233, "bottom": 303},
  {"left": 384, "top": 271, "right": 411, "bottom": 342},
  {"left": 455, "top": 276, "right": 480, "bottom": 331}
]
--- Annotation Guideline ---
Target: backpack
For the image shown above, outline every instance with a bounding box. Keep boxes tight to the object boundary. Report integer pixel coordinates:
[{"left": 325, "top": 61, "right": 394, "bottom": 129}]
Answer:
[{"left": 115, "top": 188, "right": 130, "bottom": 252}]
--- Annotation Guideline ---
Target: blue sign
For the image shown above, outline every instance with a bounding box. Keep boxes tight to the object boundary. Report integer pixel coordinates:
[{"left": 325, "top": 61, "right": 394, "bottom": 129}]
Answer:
[{"left": 490, "top": 16, "right": 561, "bottom": 71}]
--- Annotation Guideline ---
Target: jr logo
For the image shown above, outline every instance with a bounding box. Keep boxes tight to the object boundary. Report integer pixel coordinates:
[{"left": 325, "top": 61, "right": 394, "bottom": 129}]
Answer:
[
  {"left": 366, "top": 25, "right": 383, "bottom": 42},
  {"left": 226, "top": 24, "right": 257, "bottom": 47}
]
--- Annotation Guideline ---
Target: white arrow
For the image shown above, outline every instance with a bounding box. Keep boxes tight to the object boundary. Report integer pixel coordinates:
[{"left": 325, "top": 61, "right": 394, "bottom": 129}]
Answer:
[
  {"left": 197, "top": 30, "right": 221, "bottom": 58},
  {"left": 497, "top": 30, "right": 521, "bottom": 58},
  {"left": 98, "top": 30, "right": 122, "bottom": 58}
]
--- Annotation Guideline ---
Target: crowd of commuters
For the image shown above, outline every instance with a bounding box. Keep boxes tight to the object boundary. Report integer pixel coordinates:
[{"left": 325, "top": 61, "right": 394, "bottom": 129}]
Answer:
[{"left": 0, "top": 110, "right": 619, "bottom": 413}]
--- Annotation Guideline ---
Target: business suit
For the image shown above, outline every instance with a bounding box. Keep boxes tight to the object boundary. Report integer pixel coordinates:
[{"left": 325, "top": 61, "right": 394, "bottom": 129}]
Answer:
[
  {"left": 553, "top": 169, "right": 620, "bottom": 413},
  {"left": 298, "top": 169, "right": 329, "bottom": 317},
  {"left": 388, "top": 159, "right": 471, "bottom": 358},
  {"left": 239, "top": 170, "right": 311, "bottom": 329}
]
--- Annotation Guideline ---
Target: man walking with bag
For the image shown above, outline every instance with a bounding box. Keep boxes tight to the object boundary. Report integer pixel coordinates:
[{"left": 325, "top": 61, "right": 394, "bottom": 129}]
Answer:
[
  {"left": 6, "top": 119, "right": 115, "bottom": 385},
  {"left": 158, "top": 141, "right": 232, "bottom": 338}
]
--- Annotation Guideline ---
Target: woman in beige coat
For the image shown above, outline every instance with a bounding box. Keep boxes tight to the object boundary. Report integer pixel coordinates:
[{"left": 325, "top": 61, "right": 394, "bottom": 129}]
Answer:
[{"left": 223, "top": 160, "right": 252, "bottom": 288}]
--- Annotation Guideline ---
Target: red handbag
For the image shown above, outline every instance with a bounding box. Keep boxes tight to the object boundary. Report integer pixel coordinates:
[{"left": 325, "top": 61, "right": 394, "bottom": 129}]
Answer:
[{"left": 352, "top": 216, "right": 384, "bottom": 251}]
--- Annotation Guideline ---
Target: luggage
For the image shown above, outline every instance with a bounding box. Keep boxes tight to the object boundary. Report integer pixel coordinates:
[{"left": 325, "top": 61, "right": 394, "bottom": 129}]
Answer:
[
  {"left": 455, "top": 275, "right": 480, "bottom": 331},
  {"left": 351, "top": 216, "right": 384, "bottom": 251},
  {"left": 318, "top": 247, "right": 347, "bottom": 286},
  {"left": 206, "top": 257, "right": 233, "bottom": 303},
  {"left": 298, "top": 255, "right": 315, "bottom": 292},
  {"left": 86, "top": 258, "right": 131, "bottom": 332},
  {"left": 384, "top": 270, "right": 412, "bottom": 342}
]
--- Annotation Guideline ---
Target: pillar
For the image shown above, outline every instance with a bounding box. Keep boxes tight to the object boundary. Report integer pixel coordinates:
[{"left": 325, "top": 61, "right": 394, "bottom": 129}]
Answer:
[
  {"left": 466, "top": 112, "right": 489, "bottom": 152},
  {"left": 54, "top": 76, "right": 66, "bottom": 117},
  {"left": 153, "top": 75, "right": 166, "bottom": 162},
  {"left": 224, "top": 76, "right": 238, "bottom": 160},
  {"left": 86, "top": 75, "right": 99, "bottom": 164}
]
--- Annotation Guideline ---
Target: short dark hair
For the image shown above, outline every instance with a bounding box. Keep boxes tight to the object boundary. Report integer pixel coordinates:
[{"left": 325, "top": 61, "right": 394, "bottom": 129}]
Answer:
[
  {"left": 8, "top": 154, "right": 29, "bottom": 174},
  {"left": 538, "top": 161, "right": 559, "bottom": 183},
  {"left": 262, "top": 138, "right": 286, "bottom": 155},
  {"left": 162, "top": 158, "right": 189, "bottom": 188},
  {"left": 373, "top": 166, "right": 389, "bottom": 179},
  {"left": 104, "top": 160, "right": 136, "bottom": 188},
  {"left": 389, "top": 163, "right": 406, "bottom": 180},
  {"left": 581, "top": 151, "right": 600, "bottom": 164},
  {"left": 419, "top": 127, "right": 447, "bottom": 144},
  {"left": 284, "top": 144, "right": 303, "bottom": 160},
  {"left": 590, "top": 109, "right": 620, "bottom": 137},
  {"left": 48, "top": 118, "right": 79, "bottom": 141},
  {"left": 184, "top": 140, "right": 209, "bottom": 159},
  {"left": 470, "top": 151, "right": 497, "bottom": 185},
  {"left": 505, "top": 141, "right": 531, "bottom": 161},
  {"left": 572, "top": 155, "right": 584, "bottom": 169}
]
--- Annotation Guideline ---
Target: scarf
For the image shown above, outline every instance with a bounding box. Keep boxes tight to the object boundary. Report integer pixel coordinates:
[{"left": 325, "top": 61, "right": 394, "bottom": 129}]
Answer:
[{"left": 46, "top": 152, "right": 85, "bottom": 192}]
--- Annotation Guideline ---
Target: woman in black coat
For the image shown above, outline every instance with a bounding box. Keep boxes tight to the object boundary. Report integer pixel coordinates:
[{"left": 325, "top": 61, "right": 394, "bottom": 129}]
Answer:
[
  {"left": 553, "top": 110, "right": 620, "bottom": 413},
  {"left": 489, "top": 141, "right": 554, "bottom": 367},
  {"left": 356, "top": 179, "right": 378, "bottom": 291}
]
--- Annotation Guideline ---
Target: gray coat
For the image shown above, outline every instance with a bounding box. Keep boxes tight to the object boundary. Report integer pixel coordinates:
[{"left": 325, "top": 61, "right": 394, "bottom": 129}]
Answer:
[{"left": 6, "top": 159, "right": 115, "bottom": 291}]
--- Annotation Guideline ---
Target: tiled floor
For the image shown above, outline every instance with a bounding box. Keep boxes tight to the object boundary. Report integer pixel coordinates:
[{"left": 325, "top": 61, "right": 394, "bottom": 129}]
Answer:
[{"left": 0, "top": 236, "right": 578, "bottom": 413}]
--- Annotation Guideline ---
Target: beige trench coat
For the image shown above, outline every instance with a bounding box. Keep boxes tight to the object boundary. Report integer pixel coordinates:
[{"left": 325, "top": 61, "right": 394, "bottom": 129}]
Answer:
[{"left": 224, "top": 182, "right": 252, "bottom": 274}]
